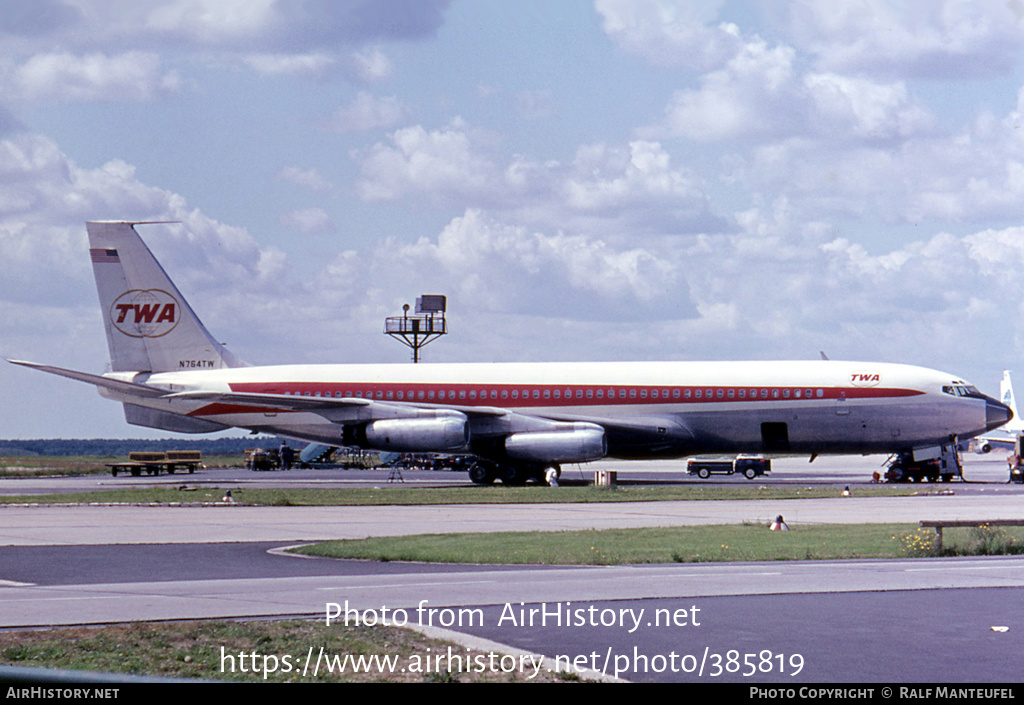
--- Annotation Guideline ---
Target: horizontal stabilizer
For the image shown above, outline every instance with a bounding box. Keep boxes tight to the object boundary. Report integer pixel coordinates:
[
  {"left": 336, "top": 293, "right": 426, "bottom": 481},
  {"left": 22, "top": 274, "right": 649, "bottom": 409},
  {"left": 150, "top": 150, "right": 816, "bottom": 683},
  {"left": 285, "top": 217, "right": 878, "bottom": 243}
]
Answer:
[{"left": 6, "top": 359, "right": 166, "bottom": 398}]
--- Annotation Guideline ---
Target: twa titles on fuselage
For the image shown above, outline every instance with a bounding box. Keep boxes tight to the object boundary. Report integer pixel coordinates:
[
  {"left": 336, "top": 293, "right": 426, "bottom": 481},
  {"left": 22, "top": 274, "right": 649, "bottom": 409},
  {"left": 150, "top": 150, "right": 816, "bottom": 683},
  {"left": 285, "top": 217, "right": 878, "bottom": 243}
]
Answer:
[{"left": 9, "top": 221, "right": 1013, "bottom": 485}]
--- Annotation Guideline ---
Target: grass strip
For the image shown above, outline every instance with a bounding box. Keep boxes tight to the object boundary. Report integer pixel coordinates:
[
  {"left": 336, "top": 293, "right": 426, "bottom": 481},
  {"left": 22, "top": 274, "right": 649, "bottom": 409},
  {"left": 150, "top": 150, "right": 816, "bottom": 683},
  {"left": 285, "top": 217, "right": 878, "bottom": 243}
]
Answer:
[
  {"left": 0, "top": 483, "right": 918, "bottom": 506},
  {"left": 293, "top": 523, "right": 1024, "bottom": 564},
  {"left": 0, "top": 455, "right": 246, "bottom": 477},
  {"left": 0, "top": 620, "right": 579, "bottom": 683}
]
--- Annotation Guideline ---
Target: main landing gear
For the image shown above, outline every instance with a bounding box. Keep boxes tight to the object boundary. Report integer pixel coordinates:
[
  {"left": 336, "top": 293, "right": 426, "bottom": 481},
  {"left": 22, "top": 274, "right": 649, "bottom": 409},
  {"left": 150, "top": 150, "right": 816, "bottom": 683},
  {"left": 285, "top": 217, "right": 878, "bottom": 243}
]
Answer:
[{"left": 467, "top": 460, "right": 561, "bottom": 486}]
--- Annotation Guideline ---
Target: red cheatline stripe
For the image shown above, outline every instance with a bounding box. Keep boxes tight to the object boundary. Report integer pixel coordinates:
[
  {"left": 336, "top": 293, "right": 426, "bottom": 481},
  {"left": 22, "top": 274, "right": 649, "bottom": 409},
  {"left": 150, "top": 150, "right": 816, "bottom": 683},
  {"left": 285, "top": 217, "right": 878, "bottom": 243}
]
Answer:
[{"left": 193, "top": 382, "right": 923, "bottom": 415}]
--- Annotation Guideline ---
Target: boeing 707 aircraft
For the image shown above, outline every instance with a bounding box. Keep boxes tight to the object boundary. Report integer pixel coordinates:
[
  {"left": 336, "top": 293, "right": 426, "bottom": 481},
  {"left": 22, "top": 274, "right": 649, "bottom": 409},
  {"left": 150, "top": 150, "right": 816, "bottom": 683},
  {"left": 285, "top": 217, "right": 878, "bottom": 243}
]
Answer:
[{"left": 9, "top": 221, "right": 1013, "bottom": 484}]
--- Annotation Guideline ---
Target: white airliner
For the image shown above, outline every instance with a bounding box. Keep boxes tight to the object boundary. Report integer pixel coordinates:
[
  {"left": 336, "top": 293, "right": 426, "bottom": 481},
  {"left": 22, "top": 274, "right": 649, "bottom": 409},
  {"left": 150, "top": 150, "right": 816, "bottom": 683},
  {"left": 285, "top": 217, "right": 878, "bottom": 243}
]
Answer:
[{"left": 9, "top": 221, "right": 1013, "bottom": 484}]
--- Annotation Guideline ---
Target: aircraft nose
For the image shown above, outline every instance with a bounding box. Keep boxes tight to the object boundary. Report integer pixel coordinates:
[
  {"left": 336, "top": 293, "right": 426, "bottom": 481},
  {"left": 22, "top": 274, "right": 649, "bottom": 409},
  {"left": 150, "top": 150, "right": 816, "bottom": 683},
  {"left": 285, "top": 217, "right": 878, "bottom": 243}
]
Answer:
[{"left": 985, "top": 396, "right": 1013, "bottom": 432}]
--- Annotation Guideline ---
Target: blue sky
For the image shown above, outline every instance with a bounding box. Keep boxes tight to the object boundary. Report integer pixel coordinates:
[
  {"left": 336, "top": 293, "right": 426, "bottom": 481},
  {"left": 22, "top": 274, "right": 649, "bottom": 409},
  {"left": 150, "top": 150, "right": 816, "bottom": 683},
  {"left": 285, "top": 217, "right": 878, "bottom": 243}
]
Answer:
[{"left": 4, "top": 0, "right": 1024, "bottom": 438}]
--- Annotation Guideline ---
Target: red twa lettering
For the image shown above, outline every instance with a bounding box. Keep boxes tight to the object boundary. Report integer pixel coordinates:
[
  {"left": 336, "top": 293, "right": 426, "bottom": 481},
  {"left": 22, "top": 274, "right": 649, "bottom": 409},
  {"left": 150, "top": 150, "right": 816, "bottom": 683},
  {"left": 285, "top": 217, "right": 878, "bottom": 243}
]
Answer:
[
  {"left": 113, "top": 303, "right": 177, "bottom": 324},
  {"left": 156, "top": 303, "right": 175, "bottom": 323},
  {"left": 847, "top": 368, "right": 880, "bottom": 385}
]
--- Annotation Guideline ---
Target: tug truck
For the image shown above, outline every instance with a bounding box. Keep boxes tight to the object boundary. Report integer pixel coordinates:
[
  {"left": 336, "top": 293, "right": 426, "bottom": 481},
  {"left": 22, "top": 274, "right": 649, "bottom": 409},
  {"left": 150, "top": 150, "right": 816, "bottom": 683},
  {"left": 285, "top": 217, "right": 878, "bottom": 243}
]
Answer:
[
  {"left": 884, "top": 444, "right": 961, "bottom": 483},
  {"left": 687, "top": 455, "right": 771, "bottom": 480},
  {"left": 1008, "top": 434, "right": 1024, "bottom": 483}
]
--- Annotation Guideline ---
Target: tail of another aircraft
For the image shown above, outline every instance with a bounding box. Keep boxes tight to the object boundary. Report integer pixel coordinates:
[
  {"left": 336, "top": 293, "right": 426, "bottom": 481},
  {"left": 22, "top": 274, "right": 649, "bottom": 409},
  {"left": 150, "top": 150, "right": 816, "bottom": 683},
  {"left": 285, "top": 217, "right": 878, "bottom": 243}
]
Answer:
[
  {"left": 1000, "top": 370, "right": 1023, "bottom": 432},
  {"left": 88, "top": 221, "right": 248, "bottom": 373}
]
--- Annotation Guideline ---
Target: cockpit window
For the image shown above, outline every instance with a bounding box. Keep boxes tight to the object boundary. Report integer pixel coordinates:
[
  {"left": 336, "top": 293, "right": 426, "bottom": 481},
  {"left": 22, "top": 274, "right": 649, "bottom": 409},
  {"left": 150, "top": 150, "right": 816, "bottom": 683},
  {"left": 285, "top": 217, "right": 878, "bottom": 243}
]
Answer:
[{"left": 942, "top": 384, "right": 984, "bottom": 398}]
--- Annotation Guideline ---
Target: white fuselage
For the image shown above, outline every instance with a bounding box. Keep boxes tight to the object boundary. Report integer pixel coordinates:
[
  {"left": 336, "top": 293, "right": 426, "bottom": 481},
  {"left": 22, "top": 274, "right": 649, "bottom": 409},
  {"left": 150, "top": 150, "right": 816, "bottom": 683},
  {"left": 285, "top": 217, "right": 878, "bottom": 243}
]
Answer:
[{"left": 101, "top": 359, "right": 1003, "bottom": 459}]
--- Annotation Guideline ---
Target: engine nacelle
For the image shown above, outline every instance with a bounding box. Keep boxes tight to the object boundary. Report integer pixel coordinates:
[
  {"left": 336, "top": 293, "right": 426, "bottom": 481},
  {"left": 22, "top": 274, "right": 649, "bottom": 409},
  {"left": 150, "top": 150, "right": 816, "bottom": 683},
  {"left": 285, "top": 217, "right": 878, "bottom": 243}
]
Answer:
[
  {"left": 976, "top": 441, "right": 993, "bottom": 454},
  {"left": 364, "top": 414, "right": 468, "bottom": 452},
  {"left": 504, "top": 423, "right": 607, "bottom": 464}
]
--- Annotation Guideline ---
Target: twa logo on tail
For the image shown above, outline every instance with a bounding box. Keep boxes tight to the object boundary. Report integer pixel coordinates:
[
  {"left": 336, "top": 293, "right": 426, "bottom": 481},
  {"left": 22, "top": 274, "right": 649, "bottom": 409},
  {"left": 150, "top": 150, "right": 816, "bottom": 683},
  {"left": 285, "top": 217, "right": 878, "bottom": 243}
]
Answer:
[{"left": 111, "top": 289, "right": 179, "bottom": 338}]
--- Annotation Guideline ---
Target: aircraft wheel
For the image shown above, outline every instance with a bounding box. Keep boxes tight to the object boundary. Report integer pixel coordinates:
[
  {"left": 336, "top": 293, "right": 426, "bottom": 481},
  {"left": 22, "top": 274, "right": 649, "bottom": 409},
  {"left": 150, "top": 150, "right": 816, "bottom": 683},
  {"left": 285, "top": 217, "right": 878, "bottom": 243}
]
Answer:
[
  {"left": 468, "top": 463, "right": 494, "bottom": 485},
  {"left": 500, "top": 465, "right": 527, "bottom": 486}
]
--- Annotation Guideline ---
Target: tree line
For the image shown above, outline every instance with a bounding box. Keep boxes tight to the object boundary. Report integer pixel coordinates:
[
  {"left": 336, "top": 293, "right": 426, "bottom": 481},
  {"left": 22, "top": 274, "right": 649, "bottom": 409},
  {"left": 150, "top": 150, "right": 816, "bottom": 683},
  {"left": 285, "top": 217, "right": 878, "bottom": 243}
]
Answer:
[{"left": 0, "top": 437, "right": 288, "bottom": 457}]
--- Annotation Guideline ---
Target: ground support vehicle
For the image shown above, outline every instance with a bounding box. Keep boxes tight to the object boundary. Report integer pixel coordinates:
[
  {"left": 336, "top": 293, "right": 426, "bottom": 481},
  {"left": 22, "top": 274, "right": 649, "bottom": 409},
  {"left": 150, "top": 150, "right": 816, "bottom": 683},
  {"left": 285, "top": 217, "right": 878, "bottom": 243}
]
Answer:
[
  {"left": 884, "top": 445, "right": 961, "bottom": 482},
  {"left": 246, "top": 448, "right": 280, "bottom": 471},
  {"left": 687, "top": 456, "right": 771, "bottom": 480},
  {"left": 1007, "top": 434, "right": 1024, "bottom": 483},
  {"left": 108, "top": 451, "right": 201, "bottom": 477}
]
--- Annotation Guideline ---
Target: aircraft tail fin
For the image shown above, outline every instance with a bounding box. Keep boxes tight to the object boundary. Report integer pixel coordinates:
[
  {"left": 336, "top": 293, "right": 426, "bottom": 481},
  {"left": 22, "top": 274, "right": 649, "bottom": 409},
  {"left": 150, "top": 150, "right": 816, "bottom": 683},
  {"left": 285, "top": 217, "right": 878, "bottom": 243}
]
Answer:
[
  {"left": 88, "top": 221, "right": 248, "bottom": 373},
  {"left": 1000, "top": 370, "right": 1022, "bottom": 432}
]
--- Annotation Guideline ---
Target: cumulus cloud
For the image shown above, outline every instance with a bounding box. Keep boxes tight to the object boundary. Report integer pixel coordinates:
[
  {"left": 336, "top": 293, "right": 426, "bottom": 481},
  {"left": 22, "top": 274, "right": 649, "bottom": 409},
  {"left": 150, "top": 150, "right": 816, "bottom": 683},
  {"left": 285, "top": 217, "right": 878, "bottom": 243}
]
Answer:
[
  {"left": 242, "top": 52, "right": 339, "bottom": 77},
  {"left": 277, "top": 166, "right": 333, "bottom": 194},
  {"left": 322, "top": 92, "right": 407, "bottom": 132},
  {"left": 595, "top": 0, "right": 743, "bottom": 70},
  {"left": 0, "top": 132, "right": 288, "bottom": 362},
  {"left": 0, "top": 0, "right": 451, "bottom": 52},
  {"left": 354, "top": 119, "right": 502, "bottom": 201},
  {"left": 643, "top": 34, "right": 801, "bottom": 142},
  {"left": 789, "top": 0, "right": 1024, "bottom": 78},
  {"left": 3, "top": 52, "right": 182, "bottom": 103},
  {"left": 0, "top": 0, "right": 448, "bottom": 93},
  {"left": 354, "top": 120, "right": 721, "bottom": 235},
  {"left": 280, "top": 207, "right": 337, "bottom": 235}
]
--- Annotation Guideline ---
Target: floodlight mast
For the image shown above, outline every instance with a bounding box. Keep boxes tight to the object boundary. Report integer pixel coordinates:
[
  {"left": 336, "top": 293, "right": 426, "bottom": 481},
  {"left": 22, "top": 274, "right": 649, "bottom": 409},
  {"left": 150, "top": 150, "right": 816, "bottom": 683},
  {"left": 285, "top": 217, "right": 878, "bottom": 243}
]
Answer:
[{"left": 384, "top": 295, "right": 448, "bottom": 363}]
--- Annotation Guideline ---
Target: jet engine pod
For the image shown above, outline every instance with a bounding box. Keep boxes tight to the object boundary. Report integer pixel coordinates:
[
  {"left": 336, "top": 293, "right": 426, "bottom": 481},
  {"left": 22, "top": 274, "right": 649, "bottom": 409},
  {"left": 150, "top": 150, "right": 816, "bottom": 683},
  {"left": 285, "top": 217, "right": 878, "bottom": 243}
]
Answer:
[
  {"left": 364, "top": 415, "right": 468, "bottom": 452},
  {"left": 504, "top": 423, "right": 607, "bottom": 464}
]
